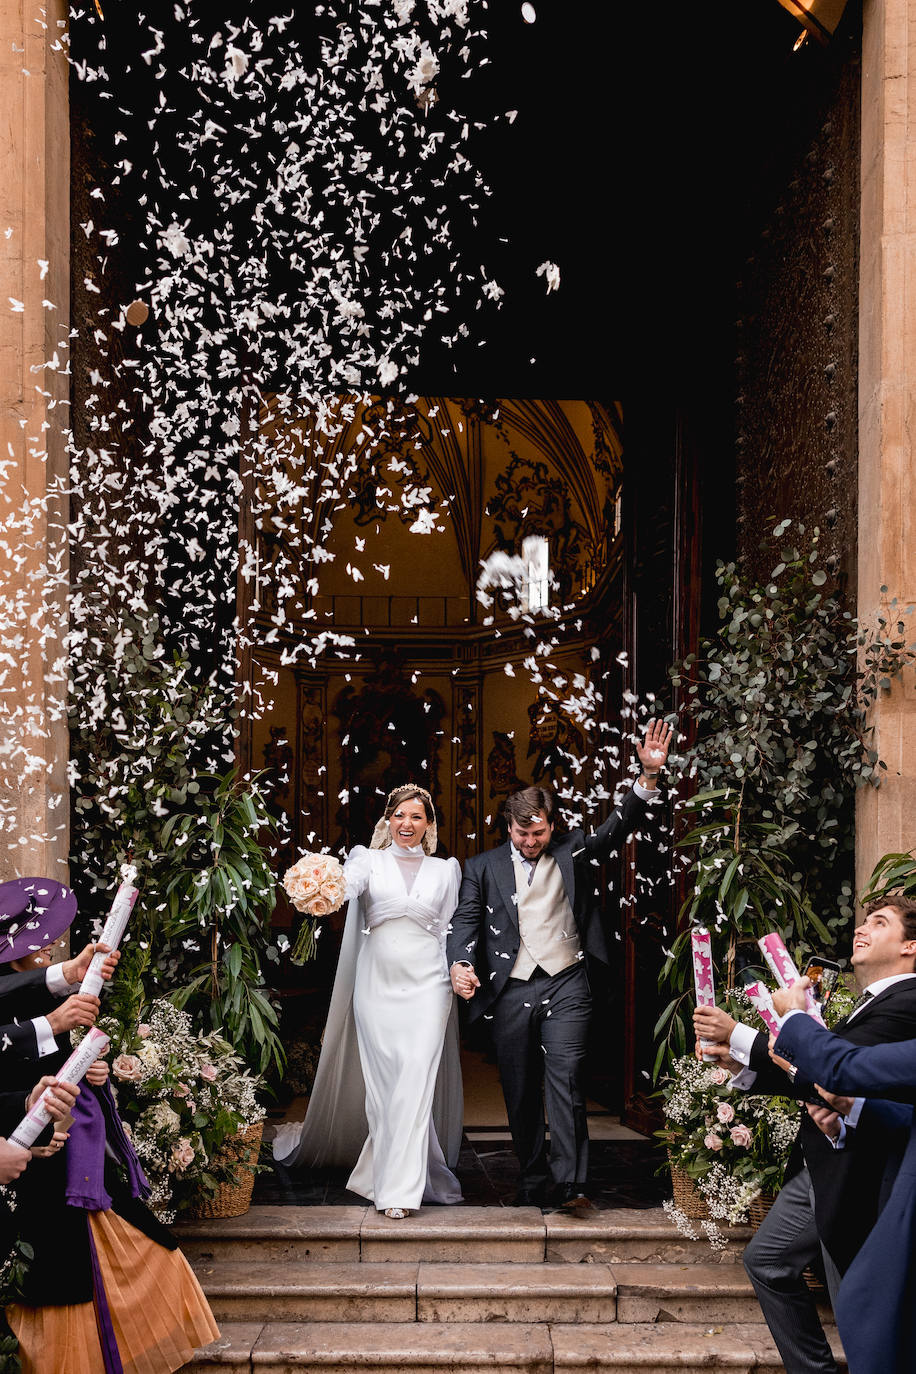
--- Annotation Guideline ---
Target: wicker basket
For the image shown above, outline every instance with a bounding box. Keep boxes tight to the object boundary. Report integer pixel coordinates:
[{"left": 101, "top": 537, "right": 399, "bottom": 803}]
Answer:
[
  {"left": 748, "top": 1189, "right": 826, "bottom": 1294},
  {"left": 185, "top": 1122, "right": 263, "bottom": 1221},
  {"left": 667, "top": 1155, "right": 710, "bottom": 1219}
]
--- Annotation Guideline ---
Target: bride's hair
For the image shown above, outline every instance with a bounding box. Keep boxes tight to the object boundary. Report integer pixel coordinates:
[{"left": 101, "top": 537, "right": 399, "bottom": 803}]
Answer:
[{"left": 384, "top": 785, "right": 435, "bottom": 824}]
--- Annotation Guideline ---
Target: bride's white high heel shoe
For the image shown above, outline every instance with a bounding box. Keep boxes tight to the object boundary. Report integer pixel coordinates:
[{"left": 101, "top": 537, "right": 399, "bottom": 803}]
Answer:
[{"left": 383, "top": 1207, "right": 410, "bottom": 1219}]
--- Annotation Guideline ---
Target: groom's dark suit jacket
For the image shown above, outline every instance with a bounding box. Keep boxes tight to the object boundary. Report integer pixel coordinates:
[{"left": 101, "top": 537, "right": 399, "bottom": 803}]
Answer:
[
  {"left": 447, "top": 787, "right": 653, "bottom": 1022},
  {"left": 746, "top": 977, "right": 916, "bottom": 1272}
]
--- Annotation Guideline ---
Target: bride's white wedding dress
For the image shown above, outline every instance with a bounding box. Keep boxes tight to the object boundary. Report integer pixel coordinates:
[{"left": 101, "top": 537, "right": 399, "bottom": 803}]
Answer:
[{"left": 272, "top": 842, "right": 463, "bottom": 1210}]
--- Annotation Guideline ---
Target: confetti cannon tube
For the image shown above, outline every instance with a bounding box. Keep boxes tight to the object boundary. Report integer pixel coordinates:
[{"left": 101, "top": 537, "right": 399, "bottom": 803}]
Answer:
[
  {"left": 691, "top": 925, "right": 718, "bottom": 1062},
  {"left": 79, "top": 882, "right": 139, "bottom": 998},
  {"left": 742, "top": 980, "right": 784, "bottom": 1037},
  {"left": 7, "top": 1028, "right": 110, "bottom": 1148},
  {"left": 757, "top": 932, "right": 826, "bottom": 1026}
]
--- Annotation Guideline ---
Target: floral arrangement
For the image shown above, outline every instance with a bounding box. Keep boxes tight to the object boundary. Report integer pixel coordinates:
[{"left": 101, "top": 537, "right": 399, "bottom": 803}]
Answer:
[
  {"left": 89, "top": 998, "right": 266, "bottom": 1223},
  {"left": 658, "top": 980, "right": 858, "bottom": 1236},
  {"left": 657, "top": 1054, "right": 800, "bottom": 1227},
  {"left": 283, "top": 852, "right": 347, "bottom": 963}
]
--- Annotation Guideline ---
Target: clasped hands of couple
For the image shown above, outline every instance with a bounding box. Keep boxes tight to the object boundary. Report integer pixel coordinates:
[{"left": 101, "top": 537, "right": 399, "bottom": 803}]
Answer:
[
  {"left": 0, "top": 939, "right": 120, "bottom": 1184},
  {"left": 693, "top": 978, "right": 850, "bottom": 1143}
]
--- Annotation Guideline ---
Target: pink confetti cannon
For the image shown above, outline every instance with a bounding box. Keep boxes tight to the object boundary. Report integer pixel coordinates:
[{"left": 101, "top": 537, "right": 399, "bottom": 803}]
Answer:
[
  {"left": 79, "top": 882, "right": 139, "bottom": 998},
  {"left": 8, "top": 1028, "right": 110, "bottom": 1149},
  {"left": 691, "top": 925, "right": 717, "bottom": 1062},
  {"left": 742, "top": 980, "right": 784, "bottom": 1037},
  {"left": 757, "top": 932, "right": 825, "bottom": 1026}
]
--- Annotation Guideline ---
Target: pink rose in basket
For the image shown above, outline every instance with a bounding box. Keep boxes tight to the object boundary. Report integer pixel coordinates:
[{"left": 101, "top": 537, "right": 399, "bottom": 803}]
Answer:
[
  {"left": 716, "top": 1101, "right": 735, "bottom": 1125},
  {"left": 199, "top": 1063, "right": 218, "bottom": 1082},
  {"left": 171, "top": 1138, "right": 195, "bottom": 1171},
  {"left": 711, "top": 1067, "right": 729, "bottom": 1086},
  {"left": 730, "top": 1124, "right": 753, "bottom": 1148},
  {"left": 113, "top": 1053, "right": 143, "bottom": 1083},
  {"left": 703, "top": 1133, "right": 724, "bottom": 1152}
]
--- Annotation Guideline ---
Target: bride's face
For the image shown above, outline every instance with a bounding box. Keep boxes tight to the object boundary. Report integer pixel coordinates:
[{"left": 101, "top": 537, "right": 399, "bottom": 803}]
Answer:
[{"left": 388, "top": 798, "right": 429, "bottom": 848}]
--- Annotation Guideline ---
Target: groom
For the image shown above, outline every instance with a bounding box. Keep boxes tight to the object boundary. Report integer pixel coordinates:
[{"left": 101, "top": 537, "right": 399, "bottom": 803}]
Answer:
[{"left": 447, "top": 719, "right": 672, "bottom": 1212}]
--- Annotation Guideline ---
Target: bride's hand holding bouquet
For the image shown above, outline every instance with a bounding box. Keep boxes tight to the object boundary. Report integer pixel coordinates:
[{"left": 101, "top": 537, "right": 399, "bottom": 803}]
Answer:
[{"left": 283, "top": 852, "right": 348, "bottom": 963}]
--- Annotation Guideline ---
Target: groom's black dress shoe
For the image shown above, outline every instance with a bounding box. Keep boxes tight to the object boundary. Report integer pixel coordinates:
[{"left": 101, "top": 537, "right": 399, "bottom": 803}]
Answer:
[{"left": 511, "top": 1187, "right": 546, "bottom": 1207}]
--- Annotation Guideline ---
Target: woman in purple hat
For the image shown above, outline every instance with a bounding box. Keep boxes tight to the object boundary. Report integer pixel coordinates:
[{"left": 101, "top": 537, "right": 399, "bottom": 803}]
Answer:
[{"left": 0, "top": 878, "right": 218, "bottom": 1374}]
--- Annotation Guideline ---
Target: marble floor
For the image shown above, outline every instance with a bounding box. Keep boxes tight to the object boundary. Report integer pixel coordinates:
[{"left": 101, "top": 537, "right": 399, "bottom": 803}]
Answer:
[{"left": 256, "top": 1049, "right": 668, "bottom": 1210}]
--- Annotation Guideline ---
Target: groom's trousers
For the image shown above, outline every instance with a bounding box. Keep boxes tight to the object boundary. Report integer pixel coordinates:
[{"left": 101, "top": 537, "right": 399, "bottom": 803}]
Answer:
[{"left": 488, "top": 961, "right": 591, "bottom": 1190}]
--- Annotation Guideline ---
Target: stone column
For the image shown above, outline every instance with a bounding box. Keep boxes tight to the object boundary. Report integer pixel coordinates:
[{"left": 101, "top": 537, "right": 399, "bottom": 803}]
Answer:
[
  {"left": 0, "top": 0, "right": 70, "bottom": 880},
  {"left": 857, "top": 0, "right": 916, "bottom": 887}
]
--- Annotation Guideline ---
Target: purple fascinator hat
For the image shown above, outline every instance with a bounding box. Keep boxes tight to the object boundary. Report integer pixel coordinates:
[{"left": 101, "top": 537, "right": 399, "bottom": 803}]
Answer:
[{"left": 0, "top": 877, "right": 78, "bottom": 965}]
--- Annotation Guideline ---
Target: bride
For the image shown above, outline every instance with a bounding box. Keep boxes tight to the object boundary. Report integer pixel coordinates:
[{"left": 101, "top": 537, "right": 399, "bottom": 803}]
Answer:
[{"left": 272, "top": 785, "right": 463, "bottom": 1217}]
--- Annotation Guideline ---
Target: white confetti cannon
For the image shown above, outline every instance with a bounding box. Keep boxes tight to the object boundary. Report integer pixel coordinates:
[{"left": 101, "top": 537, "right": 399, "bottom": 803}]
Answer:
[
  {"left": 757, "top": 932, "right": 825, "bottom": 1026},
  {"left": 79, "top": 882, "right": 139, "bottom": 998},
  {"left": 691, "top": 925, "right": 718, "bottom": 1062},
  {"left": 8, "top": 1028, "right": 110, "bottom": 1148},
  {"left": 742, "top": 979, "right": 784, "bottom": 1037}
]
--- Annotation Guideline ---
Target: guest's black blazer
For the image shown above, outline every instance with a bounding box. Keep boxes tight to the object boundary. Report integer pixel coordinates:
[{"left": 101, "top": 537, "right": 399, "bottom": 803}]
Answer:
[
  {"left": 447, "top": 787, "right": 654, "bottom": 1021},
  {"left": 0, "top": 967, "right": 56, "bottom": 1061},
  {"left": 747, "top": 977, "right": 916, "bottom": 1271}
]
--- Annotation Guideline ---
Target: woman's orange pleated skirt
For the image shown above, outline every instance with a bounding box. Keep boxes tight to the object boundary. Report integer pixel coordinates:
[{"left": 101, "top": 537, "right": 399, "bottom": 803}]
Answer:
[{"left": 7, "top": 1208, "right": 219, "bottom": 1374}]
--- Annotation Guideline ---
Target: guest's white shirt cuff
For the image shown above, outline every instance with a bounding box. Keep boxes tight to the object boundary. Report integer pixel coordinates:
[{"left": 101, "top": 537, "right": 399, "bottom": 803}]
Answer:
[
  {"left": 46, "top": 965, "right": 70, "bottom": 998},
  {"left": 32, "top": 1016, "right": 57, "bottom": 1057},
  {"left": 633, "top": 781, "right": 661, "bottom": 802},
  {"left": 728, "top": 1021, "right": 759, "bottom": 1066},
  {"left": 729, "top": 1066, "right": 758, "bottom": 1091},
  {"left": 845, "top": 1097, "right": 865, "bottom": 1129}
]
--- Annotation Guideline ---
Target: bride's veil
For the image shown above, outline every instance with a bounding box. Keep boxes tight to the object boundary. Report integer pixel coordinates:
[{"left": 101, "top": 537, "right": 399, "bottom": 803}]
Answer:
[{"left": 272, "top": 892, "right": 464, "bottom": 1170}]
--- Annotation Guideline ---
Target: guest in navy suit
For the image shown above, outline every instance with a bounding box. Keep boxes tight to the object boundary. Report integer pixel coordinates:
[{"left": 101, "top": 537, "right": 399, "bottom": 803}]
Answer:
[
  {"left": 774, "top": 982, "right": 916, "bottom": 1374},
  {"left": 695, "top": 895, "right": 916, "bottom": 1374}
]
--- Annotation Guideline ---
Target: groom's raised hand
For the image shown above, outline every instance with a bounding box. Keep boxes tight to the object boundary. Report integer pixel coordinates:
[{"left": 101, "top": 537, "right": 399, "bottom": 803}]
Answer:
[{"left": 636, "top": 717, "right": 673, "bottom": 787}]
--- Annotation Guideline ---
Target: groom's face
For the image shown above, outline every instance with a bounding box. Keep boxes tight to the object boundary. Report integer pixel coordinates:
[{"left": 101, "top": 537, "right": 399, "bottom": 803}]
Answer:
[{"left": 507, "top": 810, "right": 554, "bottom": 860}]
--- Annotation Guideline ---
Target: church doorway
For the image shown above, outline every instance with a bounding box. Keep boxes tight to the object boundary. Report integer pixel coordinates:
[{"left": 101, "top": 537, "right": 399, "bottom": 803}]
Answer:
[{"left": 238, "top": 395, "right": 647, "bottom": 1142}]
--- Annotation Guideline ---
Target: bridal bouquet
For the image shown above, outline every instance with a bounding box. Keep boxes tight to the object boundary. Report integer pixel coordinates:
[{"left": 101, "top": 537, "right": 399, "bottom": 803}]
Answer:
[{"left": 283, "top": 852, "right": 347, "bottom": 963}]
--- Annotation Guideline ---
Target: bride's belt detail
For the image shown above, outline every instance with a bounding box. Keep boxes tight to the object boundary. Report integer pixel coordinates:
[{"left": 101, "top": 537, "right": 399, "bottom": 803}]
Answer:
[{"left": 363, "top": 901, "right": 450, "bottom": 940}]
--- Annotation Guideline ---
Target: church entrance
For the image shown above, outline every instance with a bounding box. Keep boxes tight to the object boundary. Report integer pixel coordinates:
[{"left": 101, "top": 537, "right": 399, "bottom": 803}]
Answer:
[{"left": 238, "top": 394, "right": 661, "bottom": 1159}]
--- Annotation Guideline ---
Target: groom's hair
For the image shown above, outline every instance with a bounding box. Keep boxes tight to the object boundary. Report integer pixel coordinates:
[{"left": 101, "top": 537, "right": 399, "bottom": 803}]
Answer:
[{"left": 504, "top": 785, "right": 558, "bottom": 828}]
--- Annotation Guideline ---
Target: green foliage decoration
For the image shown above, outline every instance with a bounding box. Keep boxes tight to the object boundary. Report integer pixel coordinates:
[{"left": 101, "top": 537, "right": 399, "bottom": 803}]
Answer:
[
  {"left": 860, "top": 849, "right": 916, "bottom": 905},
  {"left": 656, "top": 521, "right": 916, "bottom": 1076},
  {"left": 69, "top": 610, "right": 286, "bottom": 1079}
]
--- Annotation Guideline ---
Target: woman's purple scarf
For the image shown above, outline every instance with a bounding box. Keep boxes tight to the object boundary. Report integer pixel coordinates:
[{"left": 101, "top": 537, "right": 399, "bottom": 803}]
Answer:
[{"left": 65, "top": 1079, "right": 150, "bottom": 1210}]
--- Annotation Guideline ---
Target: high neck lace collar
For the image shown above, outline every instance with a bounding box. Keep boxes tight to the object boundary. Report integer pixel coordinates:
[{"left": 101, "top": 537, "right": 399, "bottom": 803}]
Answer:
[{"left": 390, "top": 840, "right": 425, "bottom": 857}]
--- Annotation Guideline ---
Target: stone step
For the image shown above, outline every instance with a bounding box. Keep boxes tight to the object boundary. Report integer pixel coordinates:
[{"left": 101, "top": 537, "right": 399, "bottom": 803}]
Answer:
[
  {"left": 174, "top": 1205, "right": 752, "bottom": 1266},
  {"left": 184, "top": 1320, "right": 847, "bottom": 1373},
  {"left": 193, "top": 1260, "right": 618, "bottom": 1324}
]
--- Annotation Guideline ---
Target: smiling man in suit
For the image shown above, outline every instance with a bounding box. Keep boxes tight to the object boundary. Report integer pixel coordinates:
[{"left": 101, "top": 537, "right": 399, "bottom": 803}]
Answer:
[
  {"left": 772, "top": 977, "right": 916, "bottom": 1374},
  {"left": 447, "top": 718, "right": 672, "bottom": 1213},
  {"left": 695, "top": 894, "right": 916, "bottom": 1374}
]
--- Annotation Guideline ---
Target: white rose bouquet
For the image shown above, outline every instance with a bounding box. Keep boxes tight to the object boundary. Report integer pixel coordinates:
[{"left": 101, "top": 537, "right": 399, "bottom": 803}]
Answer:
[{"left": 283, "top": 852, "right": 347, "bottom": 963}]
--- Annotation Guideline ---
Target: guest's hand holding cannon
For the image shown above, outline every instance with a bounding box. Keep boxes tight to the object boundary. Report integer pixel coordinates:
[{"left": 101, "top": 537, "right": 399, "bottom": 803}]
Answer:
[
  {"left": 0, "top": 1076, "right": 79, "bottom": 1178},
  {"left": 61, "top": 939, "right": 120, "bottom": 989},
  {"left": 692, "top": 1004, "right": 744, "bottom": 1073}
]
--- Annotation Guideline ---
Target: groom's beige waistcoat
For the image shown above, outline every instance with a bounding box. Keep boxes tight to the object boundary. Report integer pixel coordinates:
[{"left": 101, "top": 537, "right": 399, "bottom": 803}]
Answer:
[{"left": 509, "top": 851, "right": 582, "bottom": 980}]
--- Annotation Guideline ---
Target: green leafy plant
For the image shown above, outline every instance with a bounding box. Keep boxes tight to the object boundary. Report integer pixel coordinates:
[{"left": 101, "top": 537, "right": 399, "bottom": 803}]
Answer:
[
  {"left": 158, "top": 769, "right": 284, "bottom": 1075},
  {"left": 860, "top": 849, "right": 916, "bottom": 905},
  {"left": 656, "top": 522, "right": 916, "bottom": 1075},
  {"left": 69, "top": 609, "right": 286, "bottom": 1079},
  {"left": 0, "top": 1235, "right": 32, "bottom": 1373}
]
